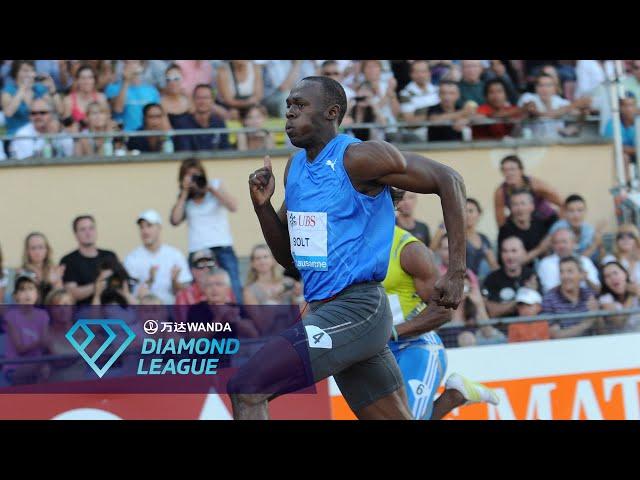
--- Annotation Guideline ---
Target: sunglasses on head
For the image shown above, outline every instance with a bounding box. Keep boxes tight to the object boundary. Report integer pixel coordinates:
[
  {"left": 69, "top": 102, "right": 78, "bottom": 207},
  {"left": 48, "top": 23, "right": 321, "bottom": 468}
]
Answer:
[
  {"left": 323, "top": 71, "right": 340, "bottom": 76},
  {"left": 30, "top": 110, "right": 50, "bottom": 116},
  {"left": 166, "top": 76, "right": 182, "bottom": 82}
]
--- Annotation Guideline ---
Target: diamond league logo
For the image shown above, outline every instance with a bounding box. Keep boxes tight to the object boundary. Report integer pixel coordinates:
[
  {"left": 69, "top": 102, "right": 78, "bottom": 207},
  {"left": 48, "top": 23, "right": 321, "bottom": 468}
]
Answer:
[{"left": 66, "top": 319, "right": 136, "bottom": 378}]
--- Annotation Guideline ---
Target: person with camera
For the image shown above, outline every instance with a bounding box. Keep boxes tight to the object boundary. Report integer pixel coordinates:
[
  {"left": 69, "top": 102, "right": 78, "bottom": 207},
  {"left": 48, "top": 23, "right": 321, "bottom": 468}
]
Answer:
[
  {"left": 59, "top": 215, "right": 123, "bottom": 306},
  {"left": 91, "top": 258, "right": 138, "bottom": 307},
  {"left": 345, "top": 81, "right": 387, "bottom": 141},
  {"left": 170, "top": 158, "right": 243, "bottom": 304}
]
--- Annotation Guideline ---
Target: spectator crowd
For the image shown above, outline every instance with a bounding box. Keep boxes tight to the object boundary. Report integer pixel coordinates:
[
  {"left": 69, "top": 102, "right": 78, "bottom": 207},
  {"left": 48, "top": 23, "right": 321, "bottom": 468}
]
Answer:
[
  {"left": 414, "top": 154, "right": 640, "bottom": 348},
  {"left": 0, "top": 60, "right": 638, "bottom": 162}
]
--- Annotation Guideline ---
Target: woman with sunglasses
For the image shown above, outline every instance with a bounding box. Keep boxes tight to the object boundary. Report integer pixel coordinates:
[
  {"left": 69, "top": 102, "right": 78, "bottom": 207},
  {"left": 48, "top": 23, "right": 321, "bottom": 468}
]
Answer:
[
  {"left": 601, "top": 224, "right": 640, "bottom": 283},
  {"left": 62, "top": 64, "right": 108, "bottom": 127},
  {"left": 161, "top": 63, "right": 192, "bottom": 127},
  {"left": 598, "top": 261, "right": 640, "bottom": 334}
]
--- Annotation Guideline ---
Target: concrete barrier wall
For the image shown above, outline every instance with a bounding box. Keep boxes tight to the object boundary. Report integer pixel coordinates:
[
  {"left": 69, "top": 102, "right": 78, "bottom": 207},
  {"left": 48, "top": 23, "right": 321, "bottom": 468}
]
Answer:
[{"left": 0, "top": 143, "right": 615, "bottom": 267}]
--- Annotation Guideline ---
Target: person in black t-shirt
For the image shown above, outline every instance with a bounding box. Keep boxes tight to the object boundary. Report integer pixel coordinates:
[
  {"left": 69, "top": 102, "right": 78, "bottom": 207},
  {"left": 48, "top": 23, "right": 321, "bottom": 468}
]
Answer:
[
  {"left": 427, "top": 80, "right": 476, "bottom": 142},
  {"left": 497, "top": 189, "right": 555, "bottom": 267},
  {"left": 126, "top": 103, "right": 171, "bottom": 153},
  {"left": 394, "top": 190, "right": 431, "bottom": 246},
  {"left": 60, "top": 215, "right": 123, "bottom": 306},
  {"left": 482, "top": 236, "right": 541, "bottom": 319}
]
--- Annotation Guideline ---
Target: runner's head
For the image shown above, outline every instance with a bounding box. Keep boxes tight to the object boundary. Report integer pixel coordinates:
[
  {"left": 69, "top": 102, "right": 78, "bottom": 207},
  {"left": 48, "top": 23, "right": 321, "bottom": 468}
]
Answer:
[{"left": 285, "top": 76, "right": 347, "bottom": 148}]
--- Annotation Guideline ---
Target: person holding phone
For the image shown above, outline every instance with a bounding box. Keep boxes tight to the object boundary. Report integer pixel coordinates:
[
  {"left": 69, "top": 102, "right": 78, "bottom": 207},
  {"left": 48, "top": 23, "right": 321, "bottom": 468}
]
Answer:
[{"left": 170, "top": 157, "right": 243, "bottom": 304}]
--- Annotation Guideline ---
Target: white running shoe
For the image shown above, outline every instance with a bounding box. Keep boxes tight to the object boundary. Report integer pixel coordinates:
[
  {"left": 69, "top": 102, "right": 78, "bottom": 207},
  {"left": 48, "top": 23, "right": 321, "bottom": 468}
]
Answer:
[{"left": 445, "top": 372, "right": 499, "bottom": 406}]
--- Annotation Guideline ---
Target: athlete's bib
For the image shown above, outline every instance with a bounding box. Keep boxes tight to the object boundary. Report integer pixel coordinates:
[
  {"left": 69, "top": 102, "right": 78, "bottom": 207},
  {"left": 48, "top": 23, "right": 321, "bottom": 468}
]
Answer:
[
  {"left": 387, "top": 294, "right": 405, "bottom": 326},
  {"left": 287, "top": 211, "right": 328, "bottom": 271}
]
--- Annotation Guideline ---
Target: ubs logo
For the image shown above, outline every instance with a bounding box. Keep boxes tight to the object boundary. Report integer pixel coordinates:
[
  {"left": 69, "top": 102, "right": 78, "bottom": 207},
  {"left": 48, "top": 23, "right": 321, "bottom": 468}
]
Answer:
[{"left": 289, "top": 213, "right": 297, "bottom": 226}]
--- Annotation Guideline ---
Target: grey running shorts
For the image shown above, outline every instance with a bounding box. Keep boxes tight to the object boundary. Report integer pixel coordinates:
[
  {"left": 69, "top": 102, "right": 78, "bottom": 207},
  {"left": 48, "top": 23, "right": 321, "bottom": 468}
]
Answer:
[{"left": 300, "top": 281, "right": 404, "bottom": 412}]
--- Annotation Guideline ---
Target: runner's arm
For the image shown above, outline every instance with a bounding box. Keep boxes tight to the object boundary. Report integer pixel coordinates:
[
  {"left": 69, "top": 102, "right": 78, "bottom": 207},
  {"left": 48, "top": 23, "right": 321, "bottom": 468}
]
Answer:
[
  {"left": 394, "top": 242, "right": 451, "bottom": 338},
  {"left": 345, "top": 141, "right": 467, "bottom": 307},
  {"left": 252, "top": 156, "right": 296, "bottom": 272}
]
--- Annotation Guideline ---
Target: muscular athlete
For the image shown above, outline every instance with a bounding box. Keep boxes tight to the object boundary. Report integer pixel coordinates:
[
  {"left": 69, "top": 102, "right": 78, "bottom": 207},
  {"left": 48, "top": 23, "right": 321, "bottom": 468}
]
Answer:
[
  {"left": 229, "top": 76, "right": 467, "bottom": 420},
  {"left": 383, "top": 220, "right": 498, "bottom": 420}
]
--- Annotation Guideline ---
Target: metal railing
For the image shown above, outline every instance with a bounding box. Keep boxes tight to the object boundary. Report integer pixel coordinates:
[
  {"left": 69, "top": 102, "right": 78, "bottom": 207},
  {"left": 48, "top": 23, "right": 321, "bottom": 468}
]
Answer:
[
  {"left": 434, "top": 306, "right": 640, "bottom": 349},
  {"left": 0, "top": 114, "right": 605, "bottom": 145},
  {"left": 438, "top": 306, "right": 640, "bottom": 329}
]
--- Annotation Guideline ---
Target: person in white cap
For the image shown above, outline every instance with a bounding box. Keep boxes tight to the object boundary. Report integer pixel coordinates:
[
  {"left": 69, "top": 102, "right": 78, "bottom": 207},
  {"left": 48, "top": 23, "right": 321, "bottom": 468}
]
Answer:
[
  {"left": 123, "top": 209, "right": 192, "bottom": 304},
  {"left": 507, "top": 287, "right": 550, "bottom": 343}
]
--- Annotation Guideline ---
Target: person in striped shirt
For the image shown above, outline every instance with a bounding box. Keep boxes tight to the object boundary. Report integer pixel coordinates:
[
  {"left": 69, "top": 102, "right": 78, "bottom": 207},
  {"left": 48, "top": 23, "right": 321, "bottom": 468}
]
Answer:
[{"left": 541, "top": 256, "right": 602, "bottom": 339}]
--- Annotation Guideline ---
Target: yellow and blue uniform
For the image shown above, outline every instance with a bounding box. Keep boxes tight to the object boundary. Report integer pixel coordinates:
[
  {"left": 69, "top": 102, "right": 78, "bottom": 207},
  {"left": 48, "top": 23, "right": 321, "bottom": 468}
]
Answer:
[{"left": 383, "top": 226, "right": 447, "bottom": 420}]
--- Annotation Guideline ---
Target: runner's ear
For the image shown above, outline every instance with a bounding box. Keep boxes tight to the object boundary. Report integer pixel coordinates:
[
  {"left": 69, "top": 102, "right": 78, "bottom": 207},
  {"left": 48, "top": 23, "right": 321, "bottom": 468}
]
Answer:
[{"left": 326, "top": 103, "right": 340, "bottom": 121}]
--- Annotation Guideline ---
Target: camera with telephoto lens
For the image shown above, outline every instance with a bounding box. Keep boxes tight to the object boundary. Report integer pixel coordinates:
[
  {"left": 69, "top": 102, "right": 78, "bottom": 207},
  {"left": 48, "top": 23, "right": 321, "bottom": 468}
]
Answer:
[
  {"left": 192, "top": 174, "right": 207, "bottom": 189},
  {"left": 98, "top": 258, "right": 134, "bottom": 291}
]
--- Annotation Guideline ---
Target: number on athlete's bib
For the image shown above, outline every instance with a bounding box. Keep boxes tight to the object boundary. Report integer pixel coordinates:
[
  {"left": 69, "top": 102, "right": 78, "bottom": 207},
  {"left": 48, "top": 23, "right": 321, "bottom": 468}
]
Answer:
[
  {"left": 408, "top": 379, "right": 429, "bottom": 398},
  {"left": 287, "top": 211, "right": 328, "bottom": 271},
  {"left": 305, "top": 325, "right": 332, "bottom": 349}
]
